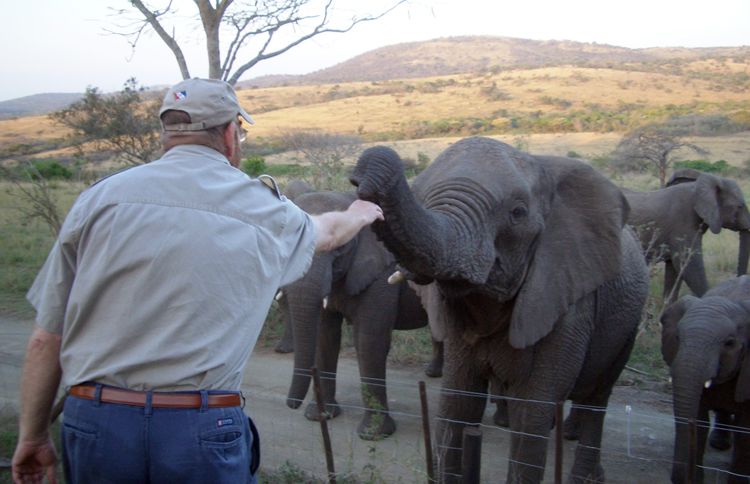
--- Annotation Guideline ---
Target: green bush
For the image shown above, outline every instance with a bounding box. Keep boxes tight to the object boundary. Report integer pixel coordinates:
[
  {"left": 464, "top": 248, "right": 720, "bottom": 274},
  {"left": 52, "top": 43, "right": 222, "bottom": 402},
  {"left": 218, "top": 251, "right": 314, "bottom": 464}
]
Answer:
[
  {"left": 241, "top": 156, "right": 267, "bottom": 177},
  {"left": 26, "top": 160, "right": 73, "bottom": 180},
  {"left": 674, "top": 159, "right": 729, "bottom": 174}
]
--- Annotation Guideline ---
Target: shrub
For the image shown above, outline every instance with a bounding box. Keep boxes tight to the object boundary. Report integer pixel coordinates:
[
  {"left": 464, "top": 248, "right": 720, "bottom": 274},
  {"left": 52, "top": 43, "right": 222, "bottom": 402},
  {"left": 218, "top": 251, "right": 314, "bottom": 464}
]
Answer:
[
  {"left": 26, "top": 160, "right": 73, "bottom": 180},
  {"left": 674, "top": 159, "right": 730, "bottom": 174},
  {"left": 241, "top": 156, "right": 267, "bottom": 177}
]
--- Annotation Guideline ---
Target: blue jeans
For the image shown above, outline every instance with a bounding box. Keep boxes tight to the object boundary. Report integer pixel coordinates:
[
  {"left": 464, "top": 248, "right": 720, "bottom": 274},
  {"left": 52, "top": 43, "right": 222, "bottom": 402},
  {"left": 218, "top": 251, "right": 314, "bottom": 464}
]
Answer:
[{"left": 61, "top": 385, "right": 258, "bottom": 484}]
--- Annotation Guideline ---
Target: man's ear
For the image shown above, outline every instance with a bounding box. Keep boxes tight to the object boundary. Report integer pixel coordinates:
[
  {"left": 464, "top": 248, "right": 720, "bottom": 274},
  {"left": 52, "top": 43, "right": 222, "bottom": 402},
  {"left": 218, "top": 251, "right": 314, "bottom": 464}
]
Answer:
[{"left": 224, "top": 122, "right": 239, "bottom": 167}]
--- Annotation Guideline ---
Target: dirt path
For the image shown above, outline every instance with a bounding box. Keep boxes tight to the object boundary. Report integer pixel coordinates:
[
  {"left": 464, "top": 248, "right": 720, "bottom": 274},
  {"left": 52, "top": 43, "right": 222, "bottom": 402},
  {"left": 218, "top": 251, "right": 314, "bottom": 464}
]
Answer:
[{"left": 0, "top": 315, "right": 734, "bottom": 483}]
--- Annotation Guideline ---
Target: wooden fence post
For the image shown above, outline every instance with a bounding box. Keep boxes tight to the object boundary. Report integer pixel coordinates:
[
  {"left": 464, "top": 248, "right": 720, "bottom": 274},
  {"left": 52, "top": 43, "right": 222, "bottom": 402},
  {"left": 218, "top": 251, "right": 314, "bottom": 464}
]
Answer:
[
  {"left": 687, "top": 418, "right": 697, "bottom": 484},
  {"left": 312, "top": 367, "right": 336, "bottom": 484},
  {"left": 555, "top": 401, "right": 564, "bottom": 484},
  {"left": 461, "top": 426, "right": 482, "bottom": 484},
  {"left": 419, "top": 381, "right": 436, "bottom": 483}
]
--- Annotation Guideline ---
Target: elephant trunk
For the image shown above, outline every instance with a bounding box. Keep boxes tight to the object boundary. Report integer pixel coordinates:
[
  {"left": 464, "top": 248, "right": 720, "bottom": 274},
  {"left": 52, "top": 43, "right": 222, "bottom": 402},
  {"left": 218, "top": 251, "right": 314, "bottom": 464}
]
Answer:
[
  {"left": 351, "top": 146, "right": 494, "bottom": 285},
  {"left": 737, "top": 230, "right": 750, "bottom": 276},
  {"left": 670, "top": 343, "right": 719, "bottom": 483}
]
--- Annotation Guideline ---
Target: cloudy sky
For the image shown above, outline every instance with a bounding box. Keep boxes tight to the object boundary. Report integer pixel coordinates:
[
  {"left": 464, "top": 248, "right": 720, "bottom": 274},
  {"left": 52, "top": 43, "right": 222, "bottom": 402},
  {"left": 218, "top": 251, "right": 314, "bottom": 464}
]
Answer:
[{"left": 2, "top": 0, "right": 749, "bottom": 102}]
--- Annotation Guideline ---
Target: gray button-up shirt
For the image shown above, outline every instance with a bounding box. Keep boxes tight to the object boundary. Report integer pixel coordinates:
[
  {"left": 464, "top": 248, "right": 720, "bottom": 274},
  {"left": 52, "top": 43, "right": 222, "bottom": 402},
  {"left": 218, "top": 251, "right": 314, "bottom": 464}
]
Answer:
[{"left": 27, "top": 145, "right": 315, "bottom": 391}]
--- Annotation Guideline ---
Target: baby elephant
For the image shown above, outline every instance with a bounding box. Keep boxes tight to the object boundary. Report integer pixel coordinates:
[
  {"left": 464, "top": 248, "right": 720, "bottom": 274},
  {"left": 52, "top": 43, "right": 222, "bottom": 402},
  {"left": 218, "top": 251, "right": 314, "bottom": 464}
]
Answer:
[{"left": 661, "top": 275, "right": 750, "bottom": 483}]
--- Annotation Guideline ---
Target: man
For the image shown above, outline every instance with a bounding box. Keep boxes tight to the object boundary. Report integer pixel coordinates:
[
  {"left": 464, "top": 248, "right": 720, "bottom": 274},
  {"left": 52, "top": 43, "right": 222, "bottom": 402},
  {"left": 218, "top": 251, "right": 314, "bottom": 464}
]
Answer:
[{"left": 11, "top": 78, "right": 383, "bottom": 484}]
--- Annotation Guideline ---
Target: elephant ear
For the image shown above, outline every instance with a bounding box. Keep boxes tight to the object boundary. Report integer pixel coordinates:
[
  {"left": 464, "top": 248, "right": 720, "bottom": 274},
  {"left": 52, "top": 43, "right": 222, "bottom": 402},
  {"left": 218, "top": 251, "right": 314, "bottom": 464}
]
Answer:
[
  {"left": 666, "top": 168, "right": 703, "bottom": 187},
  {"left": 660, "top": 296, "right": 697, "bottom": 366},
  {"left": 510, "top": 157, "right": 628, "bottom": 349},
  {"left": 694, "top": 173, "right": 722, "bottom": 234},
  {"left": 735, "top": 300, "right": 750, "bottom": 402},
  {"left": 344, "top": 226, "right": 395, "bottom": 295}
]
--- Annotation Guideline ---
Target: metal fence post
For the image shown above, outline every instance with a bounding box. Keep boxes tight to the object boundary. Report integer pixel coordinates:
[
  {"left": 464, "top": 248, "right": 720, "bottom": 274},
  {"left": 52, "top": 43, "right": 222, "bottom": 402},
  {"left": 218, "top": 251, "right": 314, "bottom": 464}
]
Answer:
[
  {"left": 419, "top": 381, "right": 436, "bottom": 482},
  {"left": 312, "top": 367, "right": 336, "bottom": 484},
  {"left": 462, "top": 426, "right": 482, "bottom": 484}
]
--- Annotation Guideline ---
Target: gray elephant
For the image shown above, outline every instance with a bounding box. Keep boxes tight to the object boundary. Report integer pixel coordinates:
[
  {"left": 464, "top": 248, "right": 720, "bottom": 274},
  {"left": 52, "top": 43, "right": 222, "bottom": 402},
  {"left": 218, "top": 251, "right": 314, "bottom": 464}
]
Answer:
[
  {"left": 283, "top": 190, "right": 443, "bottom": 440},
  {"left": 273, "top": 179, "right": 314, "bottom": 354},
  {"left": 351, "top": 136, "right": 650, "bottom": 483},
  {"left": 623, "top": 170, "right": 750, "bottom": 304},
  {"left": 661, "top": 275, "right": 750, "bottom": 483}
]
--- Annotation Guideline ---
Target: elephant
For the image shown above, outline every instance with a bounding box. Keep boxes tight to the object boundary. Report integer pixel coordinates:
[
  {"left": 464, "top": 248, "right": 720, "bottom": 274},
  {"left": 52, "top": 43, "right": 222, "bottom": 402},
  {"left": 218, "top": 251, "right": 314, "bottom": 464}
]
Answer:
[
  {"left": 623, "top": 170, "right": 750, "bottom": 304},
  {"left": 351, "top": 136, "right": 650, "bottom": 483},
  {"left": 283, "top": 190, "right": 443, "bottom": 440},
  {"left": 660, "top": 275, "right": 750, "bottom": 483},
  {"left": 273, "top": 179, "right": 314, "bottom": 354}
]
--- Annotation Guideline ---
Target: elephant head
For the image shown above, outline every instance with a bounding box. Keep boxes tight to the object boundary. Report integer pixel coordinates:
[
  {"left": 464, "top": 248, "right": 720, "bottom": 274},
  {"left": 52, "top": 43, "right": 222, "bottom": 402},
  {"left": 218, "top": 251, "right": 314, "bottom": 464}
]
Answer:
[
  {"left": 667, "top": 169, "right": 750, "bottom": 276},
  {"left": 283, "top": 191, "right": 395, "bottom": 410},
  {"left": 660, "top": 275, "right": 750, "bottom": 482},
  {"left": 351, "top": 136, "right": 627, "bottom": 349}
]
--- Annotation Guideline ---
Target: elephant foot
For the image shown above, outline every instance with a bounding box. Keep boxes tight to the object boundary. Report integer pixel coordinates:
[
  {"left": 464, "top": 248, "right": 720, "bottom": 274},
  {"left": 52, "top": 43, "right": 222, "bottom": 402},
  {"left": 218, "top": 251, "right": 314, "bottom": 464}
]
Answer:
[
  {"left": 424, "top": 359, "right": 443, "bottom": 378},
  {"left": 709, "top": 428, "right": 732, "bottom": 451},
  {"left": 274, "top": 339, "right": 293, "bottom": 353},
  {"left": 304, "top": 401, "right": 341, "bottom": 422},
  {"left": 357, "top": 411, "right": 396, "bottom": 440},
  {"left": 493, "top": 400, "right": 509, "bottom": 428},
  {"left": 563, "top": 413, "right": 581, "bottom": 441},
  {"left": 567, "top": 463, "right": 604, "bottom": 484}
]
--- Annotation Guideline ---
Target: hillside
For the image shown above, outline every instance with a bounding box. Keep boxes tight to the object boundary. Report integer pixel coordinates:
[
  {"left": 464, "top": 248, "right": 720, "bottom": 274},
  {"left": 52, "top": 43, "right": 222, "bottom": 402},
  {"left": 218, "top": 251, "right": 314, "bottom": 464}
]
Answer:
[
  {"left": 1, "top": 36, "right": 749, "bottom": 168},
  {"left": 240, "top": 36, "right": 750, "bottom": 88},
  {"left": 0, "top": 93, "right": 83, "bottom": 120}
]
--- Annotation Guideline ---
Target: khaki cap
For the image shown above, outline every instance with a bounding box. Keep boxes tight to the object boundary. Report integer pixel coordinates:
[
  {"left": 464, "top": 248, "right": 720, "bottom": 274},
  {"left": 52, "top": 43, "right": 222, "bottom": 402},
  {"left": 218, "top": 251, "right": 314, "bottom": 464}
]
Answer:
[{"left": 159, "top": 78, "right": 255, "bottom": 132}]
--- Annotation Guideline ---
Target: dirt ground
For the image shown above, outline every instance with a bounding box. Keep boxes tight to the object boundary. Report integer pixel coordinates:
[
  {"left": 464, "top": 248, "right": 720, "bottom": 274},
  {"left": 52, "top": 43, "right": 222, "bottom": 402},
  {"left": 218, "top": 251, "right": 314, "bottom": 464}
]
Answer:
[{"left": 0, "top": 315, "right": 736, "bottom": 483}]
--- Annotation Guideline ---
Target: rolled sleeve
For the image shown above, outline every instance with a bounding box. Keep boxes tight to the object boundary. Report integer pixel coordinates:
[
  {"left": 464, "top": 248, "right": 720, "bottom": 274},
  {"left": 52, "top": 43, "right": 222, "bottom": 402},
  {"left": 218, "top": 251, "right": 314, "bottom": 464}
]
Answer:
[
  {"left": 277, "top": 204, "right": 316, "bottom": 287},
  {"left": 27, "top": 238, "right": 76, "bottom": 334}
]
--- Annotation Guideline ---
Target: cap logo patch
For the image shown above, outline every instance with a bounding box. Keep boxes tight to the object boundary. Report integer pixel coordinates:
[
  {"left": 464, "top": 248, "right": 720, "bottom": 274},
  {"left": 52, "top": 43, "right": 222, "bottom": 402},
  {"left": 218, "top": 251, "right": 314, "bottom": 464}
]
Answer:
[{"left": 173, "top": 90, "right": 187, "bottom": 101}]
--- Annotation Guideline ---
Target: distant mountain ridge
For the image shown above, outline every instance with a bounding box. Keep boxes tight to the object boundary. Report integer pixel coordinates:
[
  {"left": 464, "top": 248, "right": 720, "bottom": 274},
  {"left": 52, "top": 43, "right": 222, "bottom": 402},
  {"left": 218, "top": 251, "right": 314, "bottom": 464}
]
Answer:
[
  {"left": 3, "top": 36, "right": 749, "bottom": 117},
  {"left": 238, "top": 36, "right": 750, "bottom": 88},
  {"left": 0, "top": 93, "right": 83, "bottom": 120}
]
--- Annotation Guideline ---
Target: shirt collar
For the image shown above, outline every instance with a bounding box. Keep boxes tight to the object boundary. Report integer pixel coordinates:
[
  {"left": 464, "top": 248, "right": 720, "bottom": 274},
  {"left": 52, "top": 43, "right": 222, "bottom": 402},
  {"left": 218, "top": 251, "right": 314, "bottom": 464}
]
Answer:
[{"left": 159, "top": 144, "right": 231, "bottom": 166}]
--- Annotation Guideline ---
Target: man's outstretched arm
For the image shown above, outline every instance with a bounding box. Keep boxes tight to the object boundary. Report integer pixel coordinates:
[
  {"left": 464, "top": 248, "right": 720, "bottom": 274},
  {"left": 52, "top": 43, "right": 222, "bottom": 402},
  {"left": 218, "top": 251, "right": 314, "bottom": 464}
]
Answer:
[
  {"left": 311, "top": 199, "right": 384, "bottom": 253},
  {"left": 12, "top": 326, "right": 62, "bottom": 484}
]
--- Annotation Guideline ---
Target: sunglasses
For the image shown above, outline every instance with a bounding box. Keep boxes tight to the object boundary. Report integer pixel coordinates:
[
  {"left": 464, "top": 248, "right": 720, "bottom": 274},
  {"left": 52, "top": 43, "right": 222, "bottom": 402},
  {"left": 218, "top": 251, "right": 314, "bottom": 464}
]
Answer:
[{"left": 236, "top": 118, "right": 248, "bottom": 143}]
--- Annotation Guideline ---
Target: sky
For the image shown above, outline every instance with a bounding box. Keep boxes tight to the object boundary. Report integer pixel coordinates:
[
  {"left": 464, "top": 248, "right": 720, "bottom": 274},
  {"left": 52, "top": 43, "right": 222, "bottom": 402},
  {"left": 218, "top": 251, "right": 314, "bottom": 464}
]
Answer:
[{"left": 2, "top": 0, "right": 749, "bottom": 102}]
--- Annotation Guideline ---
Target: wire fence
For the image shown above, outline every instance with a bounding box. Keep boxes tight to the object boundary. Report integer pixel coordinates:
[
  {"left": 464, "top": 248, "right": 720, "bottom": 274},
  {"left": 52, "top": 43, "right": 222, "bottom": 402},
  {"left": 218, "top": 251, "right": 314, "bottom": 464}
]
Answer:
[
  {"left": 249, "top": 365, "right": 748, "bottom": 483},
  {"left": 0, "top": 343, "right": 747, "bottom": 483}
]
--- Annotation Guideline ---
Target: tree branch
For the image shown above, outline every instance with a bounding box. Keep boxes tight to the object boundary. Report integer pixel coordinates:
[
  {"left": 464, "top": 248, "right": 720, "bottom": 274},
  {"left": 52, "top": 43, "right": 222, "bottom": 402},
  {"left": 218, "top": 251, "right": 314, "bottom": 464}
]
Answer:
[{"left": 129, "top": 0, "right": 192, "bottom": 79}]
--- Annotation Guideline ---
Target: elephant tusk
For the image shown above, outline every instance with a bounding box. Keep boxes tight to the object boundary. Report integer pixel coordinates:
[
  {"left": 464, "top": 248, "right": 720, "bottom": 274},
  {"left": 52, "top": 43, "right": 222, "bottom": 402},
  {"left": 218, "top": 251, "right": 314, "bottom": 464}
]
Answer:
[
  {"left": 275, "top": 290, "right": 284, "bottom": 301},
  {"left": 704, "top": 379, "right": 712, "bottom": 389},
  {"left": 388, "top": 270, "right": 405, "bottom": 285},
  {"left": 323, "top": 297, "right": 328, "bottom": 309}
]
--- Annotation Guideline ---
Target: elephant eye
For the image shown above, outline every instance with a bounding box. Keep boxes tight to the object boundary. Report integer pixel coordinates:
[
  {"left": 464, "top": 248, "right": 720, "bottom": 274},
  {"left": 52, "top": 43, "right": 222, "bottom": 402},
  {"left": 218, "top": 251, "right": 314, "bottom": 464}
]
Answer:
[
  {"left": 724, "top": 337, "right": 737, "bottom": 348},
  {"left": 510, "top": 205, "right": 528, "bottom": 224}
]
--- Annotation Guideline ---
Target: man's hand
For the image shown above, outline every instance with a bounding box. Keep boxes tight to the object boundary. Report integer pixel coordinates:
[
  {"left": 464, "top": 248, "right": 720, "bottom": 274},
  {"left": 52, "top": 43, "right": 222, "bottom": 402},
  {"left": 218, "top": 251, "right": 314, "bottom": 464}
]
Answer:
[
  {"left": 312, "top": 200, "right": 384, "bottom": 253},
  {"left": 12, "top": 437, "right": 58, "bottom": 484},
  {"left": 347, "top": 199, "right": 384, "bottom": 225}
]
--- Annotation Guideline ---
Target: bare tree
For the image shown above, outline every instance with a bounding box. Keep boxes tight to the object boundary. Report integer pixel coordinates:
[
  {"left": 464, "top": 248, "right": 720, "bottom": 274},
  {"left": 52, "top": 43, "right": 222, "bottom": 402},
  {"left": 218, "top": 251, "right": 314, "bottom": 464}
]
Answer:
[
  {"left": 115, "top": 0, "right": 407, "bottom": 84},
  {"left": 614, "top": 127, "right": 708, "bottom": 187},
  {"left": 281, "top": 130, "right": 362, "bottom": 190},
  {"left": 1, "top": 163, "right": 64, "bottom": 236}
]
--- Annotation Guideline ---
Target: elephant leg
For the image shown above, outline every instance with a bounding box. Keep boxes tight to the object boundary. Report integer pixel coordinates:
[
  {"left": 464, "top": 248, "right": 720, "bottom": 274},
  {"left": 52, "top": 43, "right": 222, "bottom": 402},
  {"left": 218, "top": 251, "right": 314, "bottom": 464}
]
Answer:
[
  {"left": 424, "top": 338, "right": 444, "bottom": 378},
  {"left": 435, "top": 357, "right": 488, "bottom": 483},
  {"left": 676, "top": 247, "right": 709, "bottom": 298},
  {"left": 506, "top": 396, "right": 556, "bottom": 483},
  {"left": 568, "top": 330, "right": 639, "bottom": 483},
  {"left": 709, "top": 410, "right": 734, "bottom": 451},
  {"left": 490, "top": 380, "right": 509, "bottom": 428},
  {"left": 563, "top": 405, "right": 581, "bottom": 440},
  {"left": 274, "top": 296, "right": 294, "bottom": 354},
  {"left": 729, "top": 410, "right": 750, "bottom": 484},
  {"left": 354, "top": 321, "right": 396, "bottom": 440},
  {"left": 304, "top": 310, "right": 343, "bottom": 422}
]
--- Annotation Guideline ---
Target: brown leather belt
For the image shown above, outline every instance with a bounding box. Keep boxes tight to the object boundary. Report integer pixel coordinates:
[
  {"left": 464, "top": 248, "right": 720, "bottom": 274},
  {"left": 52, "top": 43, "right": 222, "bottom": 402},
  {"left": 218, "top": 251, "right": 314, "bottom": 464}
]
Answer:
[{"left": 69, "top": 385, "right": 241, "bottom": 408}]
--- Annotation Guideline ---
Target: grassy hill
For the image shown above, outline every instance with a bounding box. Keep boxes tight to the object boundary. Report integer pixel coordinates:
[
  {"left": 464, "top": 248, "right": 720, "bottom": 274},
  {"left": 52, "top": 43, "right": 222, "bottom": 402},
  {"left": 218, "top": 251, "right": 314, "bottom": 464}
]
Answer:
[
  {"left": 240, "top": 36, "right": 750, "bottom": 87},
  {"left": 1, "top": 36, "right": 749, "bottom": 167}
]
